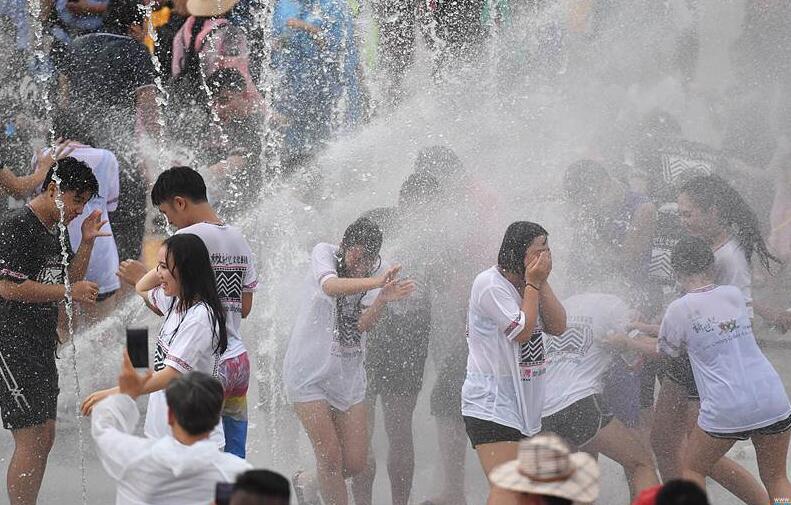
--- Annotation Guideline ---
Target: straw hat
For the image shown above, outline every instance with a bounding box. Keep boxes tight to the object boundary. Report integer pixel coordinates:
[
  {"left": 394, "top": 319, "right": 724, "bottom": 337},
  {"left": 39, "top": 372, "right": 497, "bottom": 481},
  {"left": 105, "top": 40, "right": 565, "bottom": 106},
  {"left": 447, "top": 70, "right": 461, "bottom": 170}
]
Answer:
[
  {"left": 489, "top": 434, "right": 600, "bottom": 504},
  {"left": 186, "top": 0, "right": 239, "bottom": 17}
]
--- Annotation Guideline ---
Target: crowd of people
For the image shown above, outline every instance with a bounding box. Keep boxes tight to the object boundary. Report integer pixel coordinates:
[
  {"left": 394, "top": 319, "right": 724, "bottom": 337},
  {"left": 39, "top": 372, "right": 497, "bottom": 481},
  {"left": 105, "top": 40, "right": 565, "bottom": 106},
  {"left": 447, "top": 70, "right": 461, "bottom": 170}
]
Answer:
[{"left": 1, "top": 0, "right": 791, "bottom": 505}]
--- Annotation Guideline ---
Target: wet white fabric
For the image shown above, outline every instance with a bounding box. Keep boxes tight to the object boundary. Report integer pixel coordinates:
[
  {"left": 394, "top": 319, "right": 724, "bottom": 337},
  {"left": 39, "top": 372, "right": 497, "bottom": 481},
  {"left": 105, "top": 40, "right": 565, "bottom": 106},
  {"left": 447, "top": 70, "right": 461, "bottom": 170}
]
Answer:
[
  {"left": 145, "top": 287, "right": 224, "bottom": 447},
  {"left": 713, "top": 237, "right": 753, "bottom": 317},
  {"left": 658, "top": 285, "right": 791, "bottom": 432},
  {"left": 542, "top": 293, "right": 629, "bottom": 417},
  {"left": 92, "top": 394, "right": 250, "bottom": 505},
  {"left": 462, "top": 266, "right": 546, "bottom": 436},
  {"left": 176, "top": 222, "right": 258, "bottom": 361},
  {"left": 282, "top": 243, "right": 379, "bottom": 411},
  {"left": 39, "top": 146, "right": 120, "bottom": 294}
]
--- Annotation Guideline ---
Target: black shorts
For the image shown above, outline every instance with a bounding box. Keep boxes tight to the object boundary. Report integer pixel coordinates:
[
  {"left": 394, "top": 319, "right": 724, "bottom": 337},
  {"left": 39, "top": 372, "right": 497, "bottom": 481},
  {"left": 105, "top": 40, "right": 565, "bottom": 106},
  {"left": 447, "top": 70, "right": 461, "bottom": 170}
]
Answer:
[
  {"left": 463, "top": 416, "right": 524, "bottom": 449},
  {"left": 661, "top": 354, "right": 700, "bottom": 400},
  {"left": 0, "top": 338, "right": 59, "bottom": 430},
  {"left": 705, "top": 415, "right": 791, "bottom": 441},
  {"left": 365, "top": 313, "right": 430, "bottom": 397},
  {"left": 541, "top": 394, "right": 614, "bottom": 448},
  {"left": 640, "top": 359, "right": 659, "bottom": 408}
]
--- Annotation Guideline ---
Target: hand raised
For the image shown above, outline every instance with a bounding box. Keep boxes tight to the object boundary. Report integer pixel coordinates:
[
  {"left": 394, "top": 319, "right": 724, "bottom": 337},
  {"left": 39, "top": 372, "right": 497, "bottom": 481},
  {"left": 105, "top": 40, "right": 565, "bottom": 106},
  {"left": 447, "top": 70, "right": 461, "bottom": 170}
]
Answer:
[
  {"left": 116, "top": 260, "right": 148, "bottom": 287},
  {"left": 118, "top": 350, "right": 152, "bottom": 400},
  {"left": 380, "top": 279, "right": 416, "bottom": 303},
  {"left": 376, "top": 263, "right": 401, "bottom": 288},
  {"left": 81, "top": 209, "right": 111, "bottom": 243},
  {"left": 72, "top": 280, "right": 99, "bottom": 304},
  {"left": 525, "top": 250, "right": 551, "bottom": 286}
]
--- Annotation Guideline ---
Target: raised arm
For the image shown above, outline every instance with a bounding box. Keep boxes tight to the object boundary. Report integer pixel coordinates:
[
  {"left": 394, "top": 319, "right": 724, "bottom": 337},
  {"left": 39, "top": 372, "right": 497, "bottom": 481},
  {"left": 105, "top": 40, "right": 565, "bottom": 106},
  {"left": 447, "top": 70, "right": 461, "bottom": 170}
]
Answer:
[
  {"left": 357, "top": 278, "right": 416, "bottom": 333},
  {"left": 135, "top": 268, "right": 165, "bottom": 316}
]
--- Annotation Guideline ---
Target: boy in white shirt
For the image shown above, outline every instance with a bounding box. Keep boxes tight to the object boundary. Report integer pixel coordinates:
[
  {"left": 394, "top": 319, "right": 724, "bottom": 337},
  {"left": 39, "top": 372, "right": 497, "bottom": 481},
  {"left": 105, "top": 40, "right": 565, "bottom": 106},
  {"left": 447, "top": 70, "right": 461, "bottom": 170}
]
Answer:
[{"left": 92, "top": 352, "right": 250, "bottom": 505}]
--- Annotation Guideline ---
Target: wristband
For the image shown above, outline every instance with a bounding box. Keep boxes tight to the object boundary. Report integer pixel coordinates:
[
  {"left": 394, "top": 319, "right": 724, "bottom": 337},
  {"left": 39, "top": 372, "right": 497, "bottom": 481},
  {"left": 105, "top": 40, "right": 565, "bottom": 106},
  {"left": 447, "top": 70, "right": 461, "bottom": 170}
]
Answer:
[{"left": 526, "top": 283, "right": 541, "bottom": 292}]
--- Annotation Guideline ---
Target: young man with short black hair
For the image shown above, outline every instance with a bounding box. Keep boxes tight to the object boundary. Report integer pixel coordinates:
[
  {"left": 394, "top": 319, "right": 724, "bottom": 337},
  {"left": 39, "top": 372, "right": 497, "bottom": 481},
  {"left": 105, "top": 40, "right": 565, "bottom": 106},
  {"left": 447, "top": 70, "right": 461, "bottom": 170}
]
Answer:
[
  {"left": 118, "top": 166, "right": 258, "bottom": 458},
  {"left": 91, "top": 353, "right": 251, "bottom": 505},
  {"left": 230, "top": 470, "right": 291, "bottom": 505},
  {"left": 0, "top": 157, "right": 108, "bottom": 505}
]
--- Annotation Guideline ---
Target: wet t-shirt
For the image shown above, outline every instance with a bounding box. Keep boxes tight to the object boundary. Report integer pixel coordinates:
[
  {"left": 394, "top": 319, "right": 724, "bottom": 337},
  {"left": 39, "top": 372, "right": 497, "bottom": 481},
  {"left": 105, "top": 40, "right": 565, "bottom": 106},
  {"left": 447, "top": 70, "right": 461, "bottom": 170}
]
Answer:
[
  {"left": 658, "top": 285, "right": 790, "bottom": 433},
  {"left": 639, "top": 139, "right": 724, "bottom": 288},
  {"left": 175, "top": 223, "right": 258, "bottom": 361},
  {"left": 462, "top": 267, "right": 546, "bottom": 436},
  {"left": 0, "top": 207, "right": 72, "bottom": 347},
  {"left": 282, "top": 243, "right": 379, "bottom": 407},
  {"left": 543, "top": 294, "right": 628, "bottom": 416},
  {"left": 145, "top": 286, "right": 224, "bottom": 446}
]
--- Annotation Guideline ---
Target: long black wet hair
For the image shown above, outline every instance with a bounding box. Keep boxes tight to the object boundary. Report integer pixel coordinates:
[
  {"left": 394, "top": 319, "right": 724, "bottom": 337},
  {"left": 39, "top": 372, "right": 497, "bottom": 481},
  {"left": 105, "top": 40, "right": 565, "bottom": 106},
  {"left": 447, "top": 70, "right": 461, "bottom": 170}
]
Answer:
[
  {"left": 336, "top": 217, "right": 383, "bottom": 279},
  {"left": 163, "top": 234, "right": 228, "bottom": 355},
  {"left": 678, "top": 175, "right": 779, "bottom": 271},
  {"left": 498, "top": 221, "right": 549, "bottom": 278}
]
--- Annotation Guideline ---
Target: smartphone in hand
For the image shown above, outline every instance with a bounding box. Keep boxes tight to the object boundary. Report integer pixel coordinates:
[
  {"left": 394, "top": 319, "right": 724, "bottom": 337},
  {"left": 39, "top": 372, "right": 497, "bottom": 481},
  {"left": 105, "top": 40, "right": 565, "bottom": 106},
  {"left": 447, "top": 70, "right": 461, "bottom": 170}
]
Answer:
[{"left": 126, "top": 328, "right": 148, "bottom": 369}]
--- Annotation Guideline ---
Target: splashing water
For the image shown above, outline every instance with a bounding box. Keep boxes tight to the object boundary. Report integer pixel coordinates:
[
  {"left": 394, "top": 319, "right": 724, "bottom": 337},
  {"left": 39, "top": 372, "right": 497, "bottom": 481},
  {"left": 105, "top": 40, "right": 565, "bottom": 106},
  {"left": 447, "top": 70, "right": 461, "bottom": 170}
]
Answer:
[
  {"left": 138, "top": 2, "right": 170, "bottom": 173},
  {"left": 24, "top": 0, "right": 90, "bottom": 502},
  {"left": 49, "top": 160, "right": 89, "bottom": 505}
]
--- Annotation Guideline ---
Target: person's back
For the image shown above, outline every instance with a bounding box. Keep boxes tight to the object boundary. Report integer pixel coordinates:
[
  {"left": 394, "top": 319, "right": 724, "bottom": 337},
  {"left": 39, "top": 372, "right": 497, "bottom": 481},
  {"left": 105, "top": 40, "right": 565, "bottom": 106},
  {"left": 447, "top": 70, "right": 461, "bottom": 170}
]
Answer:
[
  {"left": 543, "top": 293, "right": 627, "bottom": 417},
  {"left": 112, "top": 432, "right": 249, "bottom": 503},
  {"left": 51, "top": 145, "right": 121, "bottom": 297},
  {"left": 92, "top": 366, "right": 251, "bottom": 505},
  {"left": 175, "top": 221, "right": 256, "bottom": 354},
  {"left": 660, "top": 284, "right": 790, "bottom": 433},
  {"left": 66, "top": 33, "right": 154, "bottom": 147}
]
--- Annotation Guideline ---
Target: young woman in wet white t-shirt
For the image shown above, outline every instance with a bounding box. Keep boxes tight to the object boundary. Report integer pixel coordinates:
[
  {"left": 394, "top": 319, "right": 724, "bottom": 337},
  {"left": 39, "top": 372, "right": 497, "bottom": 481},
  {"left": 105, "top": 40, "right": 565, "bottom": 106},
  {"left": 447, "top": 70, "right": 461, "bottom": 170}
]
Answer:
[
  {"left": 282, "top": 218, "right": 415, "bottom": 505},
  {"left": 639, "top": 175, "right": 777, "bottom": 505},
  {"left": 81, "top": 234, "right": 229, "bottom": 446},
  {"left": 461, "top": 221, "right": 566, "bottom": 505},
  {"left": 541, "top": 292, "right": 659, "bottom": 500},
  {"left": 659, "top": 236, "right": 791, "bottom": 503}
]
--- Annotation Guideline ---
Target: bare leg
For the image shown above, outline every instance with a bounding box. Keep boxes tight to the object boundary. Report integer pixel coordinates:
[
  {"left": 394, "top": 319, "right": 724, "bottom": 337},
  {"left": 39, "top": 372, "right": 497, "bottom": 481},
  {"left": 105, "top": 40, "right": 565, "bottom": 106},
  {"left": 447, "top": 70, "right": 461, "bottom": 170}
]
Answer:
[
  {"left": 380, "top": 393, "right": 419, "bottom": 505},
  {"left": 294, "top": 401, "right": 353, "bottom": 505},
  {"left": 651, "top": 380, "right": 688, "bottom": 481},
  {"left": 350, "top": 396, "right": 377, "bottom": 505},
  {"left": 682, "top": 426, "right": 736, "bottom": 491},
  {"left": 334, "top": 402, "right": 369, "bottom": 478},
  {"left": 708, "top": 457, "right": 770, "bottom": 505},
  {"left": 476, "top": 441, "right": 520, "bottom": 505},
  {"left": 753, "top": 430, "right": 791, "bottom": 503},
  {"left": 8, "top": 421, "right": 56, "bottom": 505},
  {"left": 424, "top": 415, "right": 469, "bottom": 505},
  {"left": 685, "top": 403, "right": 767, "bottom": 505},
  {"left": 584, "top": 418, "right": 659, "bottom": 499}
]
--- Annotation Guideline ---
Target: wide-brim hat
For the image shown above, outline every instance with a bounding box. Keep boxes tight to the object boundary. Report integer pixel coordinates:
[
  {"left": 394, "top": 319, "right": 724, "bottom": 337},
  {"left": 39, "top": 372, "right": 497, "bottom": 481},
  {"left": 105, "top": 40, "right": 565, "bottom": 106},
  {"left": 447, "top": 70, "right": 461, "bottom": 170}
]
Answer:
[
  {"left": 186, "top": 0, "right": 239, "bottom": 17},
  {"left": 489, "top": 434, "right": 600, "bottom": 504}
]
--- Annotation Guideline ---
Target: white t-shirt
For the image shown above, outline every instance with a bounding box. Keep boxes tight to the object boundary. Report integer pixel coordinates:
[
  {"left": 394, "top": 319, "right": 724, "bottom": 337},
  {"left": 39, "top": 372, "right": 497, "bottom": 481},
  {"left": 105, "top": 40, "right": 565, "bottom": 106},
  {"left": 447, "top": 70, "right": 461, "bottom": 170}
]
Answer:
[
  {"left": 145, "top": 286, "right": 225, "bottom": 447},
  {"left": 713, "top": 237, "right": 752, "bottom": 316},
  {"left": 176, "top": 223, "right": 258, "bottom": 360},
  {"left": 462, "top": 267, "right": 547, "bottom": 436},
  {"left": 282, "top": 243, "right": 380, "bottom": 410},
  {"left": 658, "top": 285, "right": 790, "bottom": 433},
  {"left": 38, "top": 146, "right": 120, "bottom": 294},
  {"left": 543, "top": 294, "right": 629, "bottom": 417}
]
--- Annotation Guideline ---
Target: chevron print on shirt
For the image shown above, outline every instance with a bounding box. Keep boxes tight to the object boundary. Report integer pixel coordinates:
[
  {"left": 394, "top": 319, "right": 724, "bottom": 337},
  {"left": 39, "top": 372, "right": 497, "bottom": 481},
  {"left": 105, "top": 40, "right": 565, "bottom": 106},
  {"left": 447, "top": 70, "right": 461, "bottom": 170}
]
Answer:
[
  {"left": 215, "top": 269, "right": 244, "bottom": 302},
  {"left": 546, "top": 324, "right": 592, "bottom": 356},
  {"left": 519, "top": 331, "right": 545, "bottom": 367},
  {"left": 661, "top": 154, "right": 714, "bottom": 185}
]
